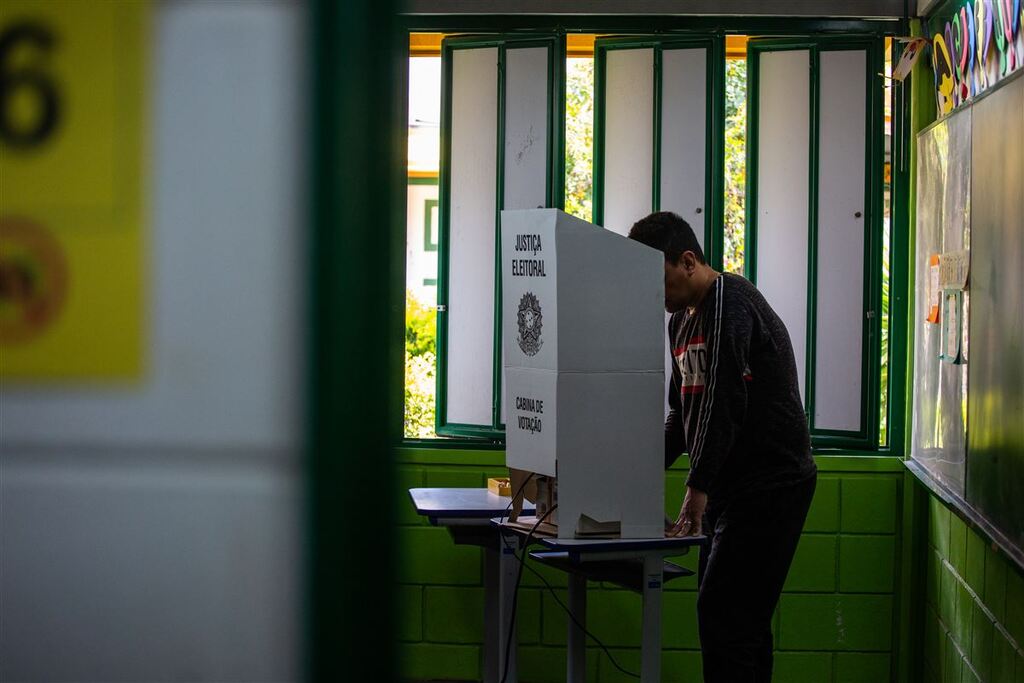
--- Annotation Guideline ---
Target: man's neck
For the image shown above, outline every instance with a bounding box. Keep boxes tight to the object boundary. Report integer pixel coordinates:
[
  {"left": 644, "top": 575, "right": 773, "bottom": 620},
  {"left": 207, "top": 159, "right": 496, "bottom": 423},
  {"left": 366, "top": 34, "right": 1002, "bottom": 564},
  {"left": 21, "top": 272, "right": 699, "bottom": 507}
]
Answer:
[{"left": 688, "top": 266, "right": 721, "bottom": 312}]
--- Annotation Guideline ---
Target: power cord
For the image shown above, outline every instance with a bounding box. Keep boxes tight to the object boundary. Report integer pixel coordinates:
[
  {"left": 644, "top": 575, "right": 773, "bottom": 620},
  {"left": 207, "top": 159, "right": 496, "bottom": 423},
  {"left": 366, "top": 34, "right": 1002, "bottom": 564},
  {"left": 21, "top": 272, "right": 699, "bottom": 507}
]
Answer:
[
  {"left": 498, "top": 505, "right": 641, "bottom": 681},
  {"left": 499, "top": 504, "right": 555, "bottom": 683}
]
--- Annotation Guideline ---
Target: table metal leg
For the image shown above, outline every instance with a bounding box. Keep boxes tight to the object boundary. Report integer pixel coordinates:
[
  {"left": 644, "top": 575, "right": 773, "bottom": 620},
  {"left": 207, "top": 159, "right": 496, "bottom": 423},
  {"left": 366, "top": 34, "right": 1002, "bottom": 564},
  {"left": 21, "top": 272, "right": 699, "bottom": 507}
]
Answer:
[
  {"left": 640, "top": 554, "right": 663, "bottom": 683},
  {"left": 567, "top": 572, "right": 587, "bottom": 683},
  {"left": 498, "top": 531, "right": 521, "bottom": 683},
  {"left": 484, "top": 546, "right": 500, "bottom": 683}
]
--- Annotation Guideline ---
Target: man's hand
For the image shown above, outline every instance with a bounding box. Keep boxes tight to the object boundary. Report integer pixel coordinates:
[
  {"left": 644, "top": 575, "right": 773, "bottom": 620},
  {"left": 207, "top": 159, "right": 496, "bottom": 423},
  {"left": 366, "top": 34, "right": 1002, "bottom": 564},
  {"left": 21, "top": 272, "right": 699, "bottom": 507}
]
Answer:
[{"left": 668, "top": 486, "right": 708, "bottom": 537}]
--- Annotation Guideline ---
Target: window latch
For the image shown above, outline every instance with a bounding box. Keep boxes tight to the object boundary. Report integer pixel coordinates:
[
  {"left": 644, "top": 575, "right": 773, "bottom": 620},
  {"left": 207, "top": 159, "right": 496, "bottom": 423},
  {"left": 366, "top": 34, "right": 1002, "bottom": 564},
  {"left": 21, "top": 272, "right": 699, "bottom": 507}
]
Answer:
[{"left": 436, "top": 305, "right": 447, "bottom": 312}]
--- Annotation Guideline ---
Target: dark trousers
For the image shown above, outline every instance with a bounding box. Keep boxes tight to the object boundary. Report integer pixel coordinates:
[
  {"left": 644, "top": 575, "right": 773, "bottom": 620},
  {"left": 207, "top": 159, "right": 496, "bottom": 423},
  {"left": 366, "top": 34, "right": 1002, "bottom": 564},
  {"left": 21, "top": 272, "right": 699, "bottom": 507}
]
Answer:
[{"left": 696, "top": 474, "right": 817, "bottom": 683}]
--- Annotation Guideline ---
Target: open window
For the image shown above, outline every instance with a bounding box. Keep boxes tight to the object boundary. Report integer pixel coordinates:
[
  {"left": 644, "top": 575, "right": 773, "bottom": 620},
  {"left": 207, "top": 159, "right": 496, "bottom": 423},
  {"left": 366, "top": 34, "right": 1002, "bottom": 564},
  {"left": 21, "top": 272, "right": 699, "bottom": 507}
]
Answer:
[
  {"left": 435, "top": 34, "right": 565, "bottom": 438},
  {"left": 745, "top": 37, "right": 885, "bottom": 449}
]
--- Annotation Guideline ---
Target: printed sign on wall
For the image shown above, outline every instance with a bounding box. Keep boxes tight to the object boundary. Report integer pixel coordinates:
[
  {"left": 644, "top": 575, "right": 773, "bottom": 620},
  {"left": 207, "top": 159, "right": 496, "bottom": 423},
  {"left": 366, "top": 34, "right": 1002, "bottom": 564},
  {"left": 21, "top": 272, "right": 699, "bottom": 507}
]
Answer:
[{"left": 0, "top": 0, "right": 147, "bottom": 379}]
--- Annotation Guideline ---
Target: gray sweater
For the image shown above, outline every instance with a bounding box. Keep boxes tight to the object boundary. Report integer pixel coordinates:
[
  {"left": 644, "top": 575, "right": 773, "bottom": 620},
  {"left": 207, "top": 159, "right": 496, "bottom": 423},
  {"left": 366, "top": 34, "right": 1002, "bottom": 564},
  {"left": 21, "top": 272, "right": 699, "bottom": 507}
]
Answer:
[{"left": 666, "top": 272, "right": 816, "bottom": 502}]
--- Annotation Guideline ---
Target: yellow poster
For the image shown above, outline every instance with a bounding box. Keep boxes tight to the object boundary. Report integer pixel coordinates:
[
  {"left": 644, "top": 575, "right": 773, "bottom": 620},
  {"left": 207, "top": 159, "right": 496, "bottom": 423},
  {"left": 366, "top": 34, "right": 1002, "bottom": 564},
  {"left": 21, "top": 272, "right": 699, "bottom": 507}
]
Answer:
[{"left": 0, "top": 0, "right": 146, "bottom": 379}]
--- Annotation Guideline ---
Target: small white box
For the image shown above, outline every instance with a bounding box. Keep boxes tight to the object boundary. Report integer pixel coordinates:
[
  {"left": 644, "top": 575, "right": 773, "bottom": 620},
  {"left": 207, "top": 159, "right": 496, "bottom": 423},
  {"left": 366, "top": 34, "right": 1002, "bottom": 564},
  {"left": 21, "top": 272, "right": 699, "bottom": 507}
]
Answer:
[{"left": 501, "top": 209, "right": 665, "bottom": 539}]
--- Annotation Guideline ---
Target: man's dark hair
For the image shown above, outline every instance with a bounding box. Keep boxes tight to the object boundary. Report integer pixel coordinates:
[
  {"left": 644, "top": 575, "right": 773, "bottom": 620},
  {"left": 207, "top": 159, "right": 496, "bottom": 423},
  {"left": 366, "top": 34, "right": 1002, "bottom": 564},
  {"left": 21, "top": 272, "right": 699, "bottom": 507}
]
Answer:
[{"left": 627, "top": 211, "right": 705, "bottom": 265}]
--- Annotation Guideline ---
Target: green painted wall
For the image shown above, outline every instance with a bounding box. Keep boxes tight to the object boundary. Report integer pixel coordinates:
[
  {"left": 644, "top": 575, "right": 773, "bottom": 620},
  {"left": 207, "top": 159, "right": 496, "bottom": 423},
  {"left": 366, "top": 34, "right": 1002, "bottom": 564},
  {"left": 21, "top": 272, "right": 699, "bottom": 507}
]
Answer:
[
  {"left": 920, "top": 486, "right": 1024, "bottom": 683},
  {"left": 396, "top": 451, "right": 907, "bottom": 682}
]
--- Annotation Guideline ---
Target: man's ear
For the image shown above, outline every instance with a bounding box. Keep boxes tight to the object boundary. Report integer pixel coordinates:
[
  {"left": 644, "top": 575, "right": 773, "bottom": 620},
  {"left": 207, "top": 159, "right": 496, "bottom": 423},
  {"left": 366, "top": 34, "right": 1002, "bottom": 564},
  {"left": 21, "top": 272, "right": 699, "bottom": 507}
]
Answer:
[{"left": 681, "top": 251, "right": 698, "bottom": 274}]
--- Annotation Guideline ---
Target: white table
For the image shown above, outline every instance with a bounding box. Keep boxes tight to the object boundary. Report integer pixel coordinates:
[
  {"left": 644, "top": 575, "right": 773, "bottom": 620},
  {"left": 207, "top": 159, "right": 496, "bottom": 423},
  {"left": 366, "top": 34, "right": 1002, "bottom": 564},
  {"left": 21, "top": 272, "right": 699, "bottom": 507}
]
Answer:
[{"left": 494, "top": 521, "right": 705, "bottom": 683}]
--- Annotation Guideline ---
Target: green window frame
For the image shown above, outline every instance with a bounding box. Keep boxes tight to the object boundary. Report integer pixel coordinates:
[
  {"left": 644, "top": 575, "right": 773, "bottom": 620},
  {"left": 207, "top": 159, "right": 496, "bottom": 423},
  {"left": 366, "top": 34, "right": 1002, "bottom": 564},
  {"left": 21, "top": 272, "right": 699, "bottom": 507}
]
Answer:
[
  {"left": 745, "top": 36, "right": 886, "bottom": 450},
  {"left": 435, "top": 33, "right": 566, "bottom": 440},
  {"left": 593, "top": 35, "right": 727, "bottom": 270}
]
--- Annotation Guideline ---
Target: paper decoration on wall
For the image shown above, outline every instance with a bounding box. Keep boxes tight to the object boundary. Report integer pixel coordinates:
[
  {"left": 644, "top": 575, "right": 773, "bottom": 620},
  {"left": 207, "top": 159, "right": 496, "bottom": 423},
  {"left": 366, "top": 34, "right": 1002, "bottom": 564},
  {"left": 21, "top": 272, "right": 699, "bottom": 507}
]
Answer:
[
  {"left": 927, "top": 253, "right": 942, "bottom": 324},
  {"left": 930, "top": 0, "right": 1021, "bottom": 117},
  {"left": 940, "top": 290, "right": 965, "bottom": 363},
  {"left": 933, "top": 33, "right": 956, "bottom": 115},
  {"left": 893, "top": 37, "right": 928, "bottom": 81},
  {"left": 939, "top": 250, "right": 971, "bottom": 290}
]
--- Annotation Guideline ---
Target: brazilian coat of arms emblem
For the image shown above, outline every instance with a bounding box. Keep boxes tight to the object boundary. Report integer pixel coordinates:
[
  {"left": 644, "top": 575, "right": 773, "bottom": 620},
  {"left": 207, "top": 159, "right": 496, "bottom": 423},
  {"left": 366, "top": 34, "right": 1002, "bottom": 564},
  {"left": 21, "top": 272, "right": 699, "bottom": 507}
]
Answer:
[{"left": 516, "top": 291, "right": 543, "bottom": 356}]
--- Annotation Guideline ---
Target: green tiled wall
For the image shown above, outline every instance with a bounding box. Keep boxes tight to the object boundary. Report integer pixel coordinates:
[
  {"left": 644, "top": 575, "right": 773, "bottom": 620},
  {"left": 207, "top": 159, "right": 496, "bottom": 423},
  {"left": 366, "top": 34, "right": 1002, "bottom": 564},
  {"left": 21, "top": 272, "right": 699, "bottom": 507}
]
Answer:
[
  {"left": 921, "top": 492, "right": 1024, "bottom": 683},
  {"left": 397, "top": 456, "right": 906, "bottom": 682}
]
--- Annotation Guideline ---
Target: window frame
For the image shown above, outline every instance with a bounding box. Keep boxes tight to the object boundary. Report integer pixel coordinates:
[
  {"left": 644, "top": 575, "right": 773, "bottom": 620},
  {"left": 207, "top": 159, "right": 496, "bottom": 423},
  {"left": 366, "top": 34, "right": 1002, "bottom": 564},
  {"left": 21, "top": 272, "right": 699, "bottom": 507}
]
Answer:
[
  {"left": 434, "top": 32, "right": 566, "bottom": 440},
  {"left": 745, "top": 35, "right": 886, "bottom": 450},
  {"left": 400, "top": 18, "right": 909, "bottom": 455},
  {"left": 592, "top": 35, "right": 726, "bottom": 270}
]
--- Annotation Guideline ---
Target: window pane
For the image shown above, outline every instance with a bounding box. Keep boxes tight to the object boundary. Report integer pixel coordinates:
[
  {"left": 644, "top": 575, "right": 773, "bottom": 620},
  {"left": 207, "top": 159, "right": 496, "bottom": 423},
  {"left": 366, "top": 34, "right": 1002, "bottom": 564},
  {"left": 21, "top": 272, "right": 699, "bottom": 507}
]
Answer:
[
  {"left": 659, "top": 47, "right": 708, "bottom": 250},
  {"left": 565, "top": 57, "right": 594, "bottom": 223},
  {"left": 814, "top": 48, "right": 867, "bottom": 432},
  {"left": 724, "top": 57, "right": 746, "bottom": 275},
  {"left": 445, "top": 47, "right": 498, "bottom": 426},
  {"left": 602, "top": 48, "right": 654, "bottom": 235},
  {"left": 405, "top": 55, "right": 440, "bottom": 439},
  {"left": 754, "top": 49, "right": 811, "bottom": 402}
]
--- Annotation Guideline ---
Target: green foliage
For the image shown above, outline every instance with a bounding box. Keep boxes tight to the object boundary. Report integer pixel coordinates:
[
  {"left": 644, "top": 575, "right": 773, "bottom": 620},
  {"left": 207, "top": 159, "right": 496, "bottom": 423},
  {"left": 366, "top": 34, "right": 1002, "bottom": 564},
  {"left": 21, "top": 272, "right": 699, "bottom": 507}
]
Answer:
[
  {"left": 564, "top": 58, "right": 594, "bottom": 223},
  {"left": 406, "top": 290, "right": 437, "bottom": 357},
  {"left": 405, "top": 289, "right": 437, "bottom": 438},
  {"left": 723, "top": 59, "right": 747, "bottom": 275}
]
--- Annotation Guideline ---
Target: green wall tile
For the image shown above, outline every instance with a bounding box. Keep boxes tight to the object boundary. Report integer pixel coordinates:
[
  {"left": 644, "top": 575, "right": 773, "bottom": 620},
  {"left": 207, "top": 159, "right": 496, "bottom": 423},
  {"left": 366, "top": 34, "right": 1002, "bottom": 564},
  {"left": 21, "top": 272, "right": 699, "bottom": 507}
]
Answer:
[
  {"left": 970, "top": 602, "right": 994, "bottom": 683},
  {"left": 839, "top": 535, "right": 895, "bottom": 593},
  {"left": 1016, "top": 650, "right": 1024, "bottom": 683},
  {"left": 984, "top": 544, "right": 1007, "bottom": 623},
  {"left": 398, "top": 584, "right": 423, "bottom": 642},
  {"left": 773, "top": 652, "right": 832, "bottom": 682},
  {"left": 930, "top": 495, "right": 952, "bottom": 558},
  {"left": 840, "top": 476, "right": 897, "bottom": 533},
  {"left": 804, "top": 476, "right": 840, "bottom": 532},
  {"left": 397, "top": 526, "right": 481, "bottom": 585},
  {"left": 778, "top": 594, "right": 893, "bottom": 651},
  {"left": 1005, "top": 568, "right": 1024, "bottom": 647},
  {"left": 928, "top": 548, "right": 942, "bottom": 612},
  {"left": 949, "top": 514, "right": 967, "bottom": 577},
  {"left": 398, "top": 466, "right": 428, "bottom": 525},
  {"left": 665, "top": 473, "right": 687, "bottom": 519},
  {"left": 399, "top": 642, "right": 481, "bottom": 681},
  {"left": 661, "top": 650, "right": 703, "bottom": 683},
  {"left": 583, "top": 589, "right": 643, "bottom": 648},
  {"left": 925, "top": 608, "right": 943, "bottom": 675},
  {"left": 518, "top": 588, "right": 542, "bottom": 644},
  {"left": 424, "top": 586, "right": 484, "bottom": 643},
  {"left": 835, "top": 652, "right": 890, "bottom": 682},
  {"left": 425, "top": 467, "right": 484, "bottom": 488},
  {"left": 662, "top": 591, "right": 700, "bottom": 649},
  {"left": 521, "top": 556, "right": 569, "bottom": 589},
  {"left": 992, "top": 631, "right": 1018, "bottom": 683},
  {"left": 518, "top": 645, "right": 600, "bottom": 683},
  {"left": 944, "top": 632, "right": 961, "bottom": 683},
  {"left": 596, "top": 648, "right": 641, "bottom": 683},
  {"left": 541, "top": 589, "right": 569, "bottom": 645},
  {"left": 965, "top": 528, "right": 986, "bottom": 597},
  {"left": 940, "top": 561, "right": 957, "bottom": 627},
  {"left": 784, "top": 535, "right": 838, "bottom": 592},
  {"left": 960, "top": 658, "right": 980, "bottom": 683},
  {"left": 953, "top": 580, "right": 973, "bottom": 653}
]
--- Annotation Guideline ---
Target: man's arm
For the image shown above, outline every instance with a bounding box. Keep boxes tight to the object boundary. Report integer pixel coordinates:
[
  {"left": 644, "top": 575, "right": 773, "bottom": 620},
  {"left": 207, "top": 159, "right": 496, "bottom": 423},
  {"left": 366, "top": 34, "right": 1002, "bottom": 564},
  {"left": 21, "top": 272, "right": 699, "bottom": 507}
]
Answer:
[{"left": 684, "top": 277, "right": 752, "bottom": 493}]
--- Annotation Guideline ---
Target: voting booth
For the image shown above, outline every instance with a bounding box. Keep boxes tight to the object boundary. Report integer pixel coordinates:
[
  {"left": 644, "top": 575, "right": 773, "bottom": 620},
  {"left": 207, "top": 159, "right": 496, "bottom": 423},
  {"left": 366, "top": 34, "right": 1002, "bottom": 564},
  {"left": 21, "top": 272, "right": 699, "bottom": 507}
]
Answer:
[{"left": 501, "top": 208, "right": 665, "bottom": 539}]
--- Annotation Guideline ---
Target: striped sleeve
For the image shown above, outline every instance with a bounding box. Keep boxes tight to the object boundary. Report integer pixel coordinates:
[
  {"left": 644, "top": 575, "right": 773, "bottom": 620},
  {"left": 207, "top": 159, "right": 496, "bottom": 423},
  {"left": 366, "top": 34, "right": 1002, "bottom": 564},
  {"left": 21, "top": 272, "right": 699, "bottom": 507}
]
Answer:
[{"left": 685, "top": 277, "right": 753, "bottom": 493}]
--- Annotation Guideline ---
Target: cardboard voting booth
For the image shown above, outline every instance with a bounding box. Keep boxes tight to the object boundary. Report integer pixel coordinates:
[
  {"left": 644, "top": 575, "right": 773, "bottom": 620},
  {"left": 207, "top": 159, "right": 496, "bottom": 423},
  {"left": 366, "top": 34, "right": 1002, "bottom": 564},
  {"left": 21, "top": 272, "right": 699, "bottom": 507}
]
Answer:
[{"left": 501, "top": 209, "right": 665, "bottom": 539}]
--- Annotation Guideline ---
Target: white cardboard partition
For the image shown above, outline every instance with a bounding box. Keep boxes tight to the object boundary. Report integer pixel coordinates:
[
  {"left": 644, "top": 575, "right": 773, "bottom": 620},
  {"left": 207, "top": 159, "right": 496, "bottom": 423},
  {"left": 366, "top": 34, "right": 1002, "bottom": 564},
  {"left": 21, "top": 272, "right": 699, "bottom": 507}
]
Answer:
[
  {"left": 814, "top": 49, "right": 867, "bottom": 432},
  {"left": 660, "top": 47, "right": 708, "bottom": 247},
  {"left": 447, "top": 47, "right": 498, "bottom": 425},
  {"left": 501, "top": 209, "right": 664, "bottom": 538},
  {"left": 755, "top": 49, "right": 811, "bottom": 402},
  {"left": 603, "top": 48, "right": 654, "bottom": 235}
]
